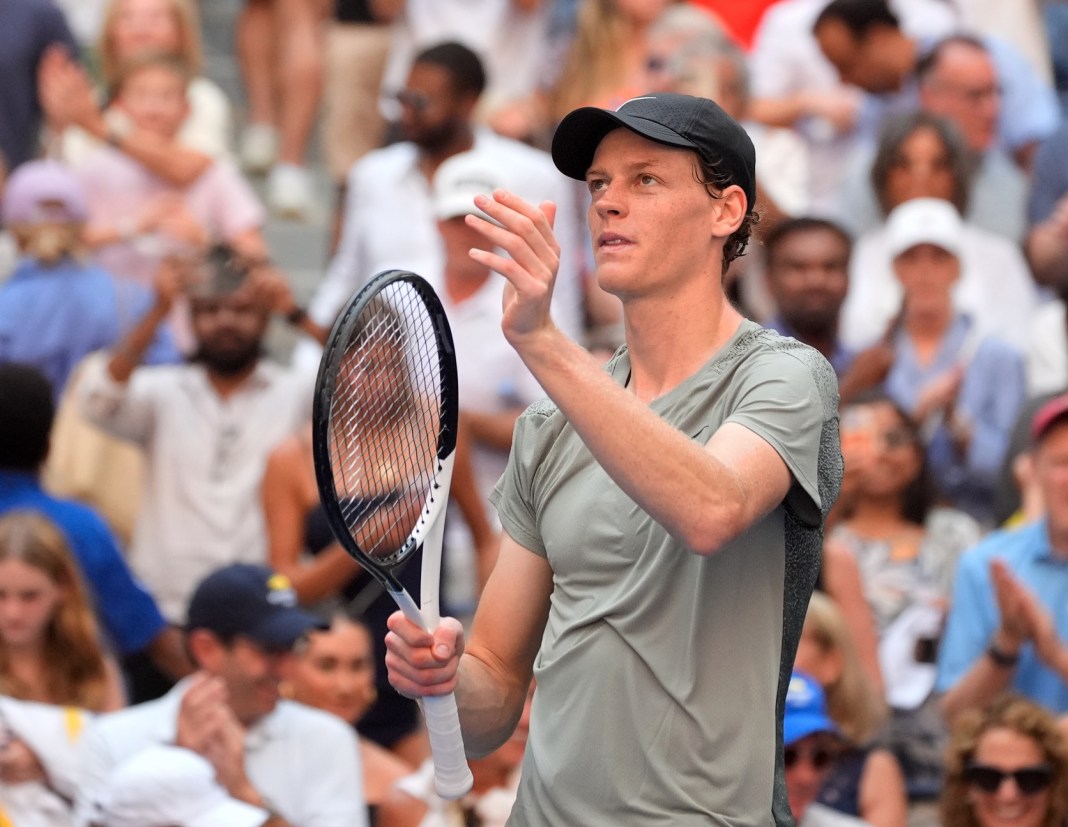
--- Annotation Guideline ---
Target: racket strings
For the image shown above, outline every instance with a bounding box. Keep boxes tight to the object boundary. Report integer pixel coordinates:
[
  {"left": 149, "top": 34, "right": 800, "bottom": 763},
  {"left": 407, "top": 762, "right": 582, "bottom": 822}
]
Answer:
[{"left": 328, "top": 284, "right": 447, "bottom": 562}]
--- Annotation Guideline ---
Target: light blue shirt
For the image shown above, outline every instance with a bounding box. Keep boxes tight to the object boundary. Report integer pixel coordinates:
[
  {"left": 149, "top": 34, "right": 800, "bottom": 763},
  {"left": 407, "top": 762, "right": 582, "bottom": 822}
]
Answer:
[
  {"left": 886, "top": 315, "right": 1024, "bottom": 524},
  {"left": 936, "top": 520, "right": 1068, "bottom": 712},
  {"left": 0, "top": 257, "right": 179, "bottom": 399}
]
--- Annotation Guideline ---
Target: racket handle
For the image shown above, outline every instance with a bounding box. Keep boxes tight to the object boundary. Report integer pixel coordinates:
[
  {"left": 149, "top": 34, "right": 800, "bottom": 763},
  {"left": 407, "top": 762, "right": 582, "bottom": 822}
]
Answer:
[{"left": 423, "top": 693, "right": 474, "bottom": 799}]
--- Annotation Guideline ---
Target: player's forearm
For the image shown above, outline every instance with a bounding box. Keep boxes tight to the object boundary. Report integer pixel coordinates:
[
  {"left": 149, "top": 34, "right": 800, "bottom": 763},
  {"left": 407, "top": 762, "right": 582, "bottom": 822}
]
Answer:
[
  {"left": 512, "top": 328, "right": 759, "bottom": 554},
  {"left": 454, "top": 651, "right": 529, "bottom": 758}
]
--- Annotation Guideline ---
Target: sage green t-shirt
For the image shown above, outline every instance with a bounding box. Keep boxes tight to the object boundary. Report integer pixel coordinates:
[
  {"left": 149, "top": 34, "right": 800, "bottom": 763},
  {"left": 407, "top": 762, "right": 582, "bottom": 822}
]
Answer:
[{"left": 491, "top": 321, "right": 842, "bottom": 826}]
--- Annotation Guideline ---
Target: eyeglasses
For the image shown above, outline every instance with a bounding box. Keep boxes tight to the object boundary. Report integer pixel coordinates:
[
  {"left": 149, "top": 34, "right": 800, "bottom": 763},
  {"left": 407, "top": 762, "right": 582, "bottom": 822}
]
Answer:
[
  {"left": 964, "top": 764, "right": 1054, "bottom": 795},
  {"left": 395, "top": 89, "right": 432, "bottom": 113},
  {"left": 783, "top": 743, "right": 837, "bottom": 770}
]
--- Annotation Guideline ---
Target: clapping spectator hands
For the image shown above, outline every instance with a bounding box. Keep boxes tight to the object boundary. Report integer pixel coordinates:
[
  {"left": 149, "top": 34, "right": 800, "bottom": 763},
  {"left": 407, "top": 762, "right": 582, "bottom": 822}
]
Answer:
[
  {"left": 0, "top": 736, "right": 47, "bottom": 785},
  {"left": 38, "top": 45, "right": 101, "bottom": 133}
]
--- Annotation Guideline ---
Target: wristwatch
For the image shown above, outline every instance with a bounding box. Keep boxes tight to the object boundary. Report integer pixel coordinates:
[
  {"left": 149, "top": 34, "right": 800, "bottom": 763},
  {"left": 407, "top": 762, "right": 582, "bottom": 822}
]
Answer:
[{"left": 986, "top": 640, "right": 1020, "bottom": 668}]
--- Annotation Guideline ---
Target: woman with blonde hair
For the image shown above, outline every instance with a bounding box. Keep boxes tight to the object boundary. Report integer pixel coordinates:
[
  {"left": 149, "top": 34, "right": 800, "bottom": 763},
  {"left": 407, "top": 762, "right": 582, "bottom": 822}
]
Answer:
[
  {"left": 795, "top": 591, "right": 908, "bottom": 827},
  {"left": 941, "top": 694, "right": 1068, "bottom": 827},
  {"left": 0, "top": 510, "right": 124, "bottom": 711}
]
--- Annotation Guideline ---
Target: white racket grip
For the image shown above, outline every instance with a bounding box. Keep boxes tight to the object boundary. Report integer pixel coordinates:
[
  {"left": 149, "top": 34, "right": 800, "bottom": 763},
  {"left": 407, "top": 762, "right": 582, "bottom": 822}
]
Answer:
[{"left": 423, "top": 693, "right": 474, "bottom": 799}]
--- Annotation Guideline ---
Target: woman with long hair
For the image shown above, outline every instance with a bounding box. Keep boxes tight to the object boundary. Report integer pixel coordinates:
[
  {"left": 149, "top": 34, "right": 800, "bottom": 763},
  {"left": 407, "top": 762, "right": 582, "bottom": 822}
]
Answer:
[
  {"left": 795, "top": 592, "right": 907, "bottom": 827},
  {"left": 0, "top": 510, "right": 124, "bottom": 711},
  {"left": 941, "top": 694, "right": 1068, "bottom": 827}
]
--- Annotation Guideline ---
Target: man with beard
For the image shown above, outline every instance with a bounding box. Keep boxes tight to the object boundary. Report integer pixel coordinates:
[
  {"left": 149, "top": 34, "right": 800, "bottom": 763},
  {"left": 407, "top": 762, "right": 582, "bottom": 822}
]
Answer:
[
  {"left": 765, "top": 217, "right": 855, "bottom": 379},
  {"left": 80, "top": 248, "right": 319, "bottom": 631},
  {"left": 292, "top": 40, "right": 584, "bottom": 370}
]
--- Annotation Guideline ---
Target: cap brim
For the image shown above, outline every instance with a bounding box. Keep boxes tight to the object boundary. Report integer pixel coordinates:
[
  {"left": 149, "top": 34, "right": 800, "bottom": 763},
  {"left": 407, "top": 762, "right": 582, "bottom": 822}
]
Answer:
[
  {"left": 551, "top": 106, "right": 700, "bottom": 181},
  {"left": 783, "top": 712, "right": 840, "bottom": 747},
  {"left": 250, "top": 608, "right": 327, "bottom": 650}
]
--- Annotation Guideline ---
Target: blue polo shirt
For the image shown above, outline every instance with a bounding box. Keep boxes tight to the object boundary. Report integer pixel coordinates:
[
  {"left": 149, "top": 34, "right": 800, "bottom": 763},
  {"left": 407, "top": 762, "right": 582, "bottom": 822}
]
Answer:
[
  {"left": 0, "top": 471, "right": 166, "bottom": 654},
  {"left": 936, "top": 519, "right": 1068, "bottom": 711}
]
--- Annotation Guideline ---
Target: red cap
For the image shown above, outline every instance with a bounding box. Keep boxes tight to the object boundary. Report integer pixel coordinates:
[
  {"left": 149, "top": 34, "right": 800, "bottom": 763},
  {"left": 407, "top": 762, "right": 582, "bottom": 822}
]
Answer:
[{"left": 1030, "top": 394, "right": 1068, "bottom": 443}]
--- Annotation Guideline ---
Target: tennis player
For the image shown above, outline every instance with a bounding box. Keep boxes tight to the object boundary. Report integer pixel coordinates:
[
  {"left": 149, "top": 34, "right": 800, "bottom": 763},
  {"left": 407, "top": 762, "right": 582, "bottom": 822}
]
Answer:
[{"left": 386, "top": 93, "right": 843, "bottom": 824}]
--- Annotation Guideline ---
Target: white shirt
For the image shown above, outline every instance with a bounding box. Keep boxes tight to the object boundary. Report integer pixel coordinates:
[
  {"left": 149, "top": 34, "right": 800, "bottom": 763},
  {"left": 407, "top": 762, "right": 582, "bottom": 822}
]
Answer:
[
  {"left": 72, "top": 681, "right": 366, "bottom": 827},
  {"left": 839, "top": 222, "right": 1039, "bottom": 352},
  {"left": 1028, "top": 300, "right": 1068, "bottom": 395},
  {"left": 297, "top": 129, "right": 585, "bottom": 369},
  {"left": 79, "top": 359, "right": 314, "bottom": 621}
]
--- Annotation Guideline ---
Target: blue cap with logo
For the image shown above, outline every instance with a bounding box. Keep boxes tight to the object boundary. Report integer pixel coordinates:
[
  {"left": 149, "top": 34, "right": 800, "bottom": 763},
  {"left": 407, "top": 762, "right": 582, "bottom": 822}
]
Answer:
[
  {"left": 186, "top": 564, "right": 326, "bottom": 650},
  {"left": 784, "top": 671, "right": 840, "bottom": 747}
]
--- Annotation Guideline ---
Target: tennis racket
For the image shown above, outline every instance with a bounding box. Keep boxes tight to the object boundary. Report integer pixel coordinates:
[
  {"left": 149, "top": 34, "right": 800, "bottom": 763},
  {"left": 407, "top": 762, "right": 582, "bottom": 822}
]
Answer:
[{"left": 312, "top": 269, "right": 473, "bottom": 799}]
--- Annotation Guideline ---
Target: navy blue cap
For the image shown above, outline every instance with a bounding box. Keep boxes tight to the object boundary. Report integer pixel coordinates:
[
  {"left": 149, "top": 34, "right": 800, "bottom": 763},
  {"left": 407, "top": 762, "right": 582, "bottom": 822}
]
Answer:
[
  {"left": 186, "top": 564, "right": 326, "bottom": 649},
  {"left": 551, "top": 92, "right": 757, "bottom": 212},
  {"left": 784, "top": 672, "right": 841, "bottom": 746}
]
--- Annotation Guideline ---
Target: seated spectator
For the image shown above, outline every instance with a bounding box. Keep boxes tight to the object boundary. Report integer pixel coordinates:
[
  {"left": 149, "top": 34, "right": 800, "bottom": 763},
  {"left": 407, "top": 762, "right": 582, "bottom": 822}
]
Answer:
[
  {"left": 1025, "top": 122, "right": 1068, "bottom": 292},
  {"left": 796, "top": 592, "right": 907, "bottom": 827},
  {"left": 838, "top": 35, "right": 1029, "bottom": 242},
  {"left": 938, "top": 394, "right": 1068, "bottom": 724},
  {"left": 0, "top": 363, "right": 190, "bottom": 698},
  {"left": 92, "top": 744, "right": 269, "bottom": 827},
  {"left": 838, "top": 112, "right": 1038, "bottom": 354},
  {"left": 763, "top": 217, "right": 855, "bottom": 378},
  {"left": 940, "top": 694, "right": 1068, "bottom": 827},
  {"left": 79, "top": 248, "right": 317, "bottom": 627},
  {"left": 73, "top": 563, "right": 367, "bottom": 826},
  {"left": 0, "top": 159, "right": 179, "bottom": 399},
  {"left": 812, "top": 0, "right": 1059, "bottom": 171},
  {"left": 782, "top": 672, "right": 868, "bottom": 827},
  {"left": 827, "top": 393, "right": 982, "bottom": 796},
  {"left": 0, "top": 694, "right": 94, "bottom": 826},
  {"left": 286, "top": 614, "right": 413, "bottom": 821},
  {"left": 0, "top": 0, "right": 77, "bottom": 170},
  {"left": 74, "top": 53, "right": 265, "bottom": 349},
  {"left": 43, "top": 0, "right": 232, "bottom": 171},
  {"left": 841, "top": 197, "right": 1025, "bottom": 523}
]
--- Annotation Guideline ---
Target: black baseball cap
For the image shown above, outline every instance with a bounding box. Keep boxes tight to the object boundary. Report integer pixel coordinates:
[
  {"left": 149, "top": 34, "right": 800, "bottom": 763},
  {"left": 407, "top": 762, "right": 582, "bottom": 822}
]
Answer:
[
  {"left": 186, "top": 564, "right": 326, "bottom": 650},
  {"left": 551, "top": 93, "right": 757, "bottom": 212}
]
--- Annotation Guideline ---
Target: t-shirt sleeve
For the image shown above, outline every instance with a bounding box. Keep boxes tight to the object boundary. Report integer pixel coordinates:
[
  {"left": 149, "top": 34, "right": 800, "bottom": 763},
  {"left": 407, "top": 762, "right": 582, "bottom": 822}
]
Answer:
[{"left": 722, "top": 349, "right": 830, "bottom": 527}]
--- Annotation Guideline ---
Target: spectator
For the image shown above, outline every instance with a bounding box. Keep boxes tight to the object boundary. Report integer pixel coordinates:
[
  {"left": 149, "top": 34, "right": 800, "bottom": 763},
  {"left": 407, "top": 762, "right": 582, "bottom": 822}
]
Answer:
[
  {"left": 838, "top": 112, "right": 1037, "bottom": 354},
  {"left": 79, "top": 247, "right": 316, "bottom": 626},
  {"left": 796, "top": 592, "right": 907, "bottom": 827},
  {"left": 75, "top": 53, "right": 264, "bottom": 306},
  {"left": 827, "top": 393, "right": 982, "bottom": 795},
  {"left": 0, "top": 362, "right": 190, "bottom": 696},
  {"left": 235, "top": 0, "right": 324, "bottom": 217},
  {"left": 0, "top": 510, "right": 124, "bottom": 710},
  {"left": 843, "top": 197, "right": 1025, "bottom": 523},
  {"left": 940, "top": 694, "right": 1068, "bottom": 827},
  {"left": 296, "top": 41, "right": 584, "bottom": 369},
  {"left": 73, "top": 563, "right": 367, "bottom": 827},
  {"left": 782, "top": 672, "right": 868, "bottom": 827},
  {"left": 1025, "top": 121, "right": 1068, "bottom": 294},
  {"left": 763, "top": 217, "right": 855, "bottom": 378},
  {"left": 0, "top": 159, "right": 179, "bottom": 399},
  {"left": 42, "top": 0, "right": 231, "bottom": 176},
  {"left": 812, "top": 0, "right": 1059, "bottom": 170},
  {"left": 92, "top": 745, "right": 269, "bottom": 827},
  {"left": 0, "top": 0, "right": 77, "bottom": 169},
  {"left": 286, "top": 614, "right": 413, "bottom": 822},
  {"left": 937, "top": 393, "right": 1068, "bottom": 724}
]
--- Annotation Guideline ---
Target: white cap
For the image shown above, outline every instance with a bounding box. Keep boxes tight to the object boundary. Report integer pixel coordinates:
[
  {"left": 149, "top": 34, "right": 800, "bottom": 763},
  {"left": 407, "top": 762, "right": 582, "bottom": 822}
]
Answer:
[
  {"left": 432, "top": 149, "right": 506, "bottom": 220},
  {"left": 885, "top": 197, "right": 963, "bottom": 259},
  {"left": 96, "top": 745, "right": 269, "bottom": 827}
]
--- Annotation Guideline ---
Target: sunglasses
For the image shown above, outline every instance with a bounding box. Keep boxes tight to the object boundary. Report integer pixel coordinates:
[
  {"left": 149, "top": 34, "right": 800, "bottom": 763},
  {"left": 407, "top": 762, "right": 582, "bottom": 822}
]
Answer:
[
  {"left": 964, "top": 764, "right": 1054, "bottom": 795},
  {"left": 783, "top": 744, "right": 837, "bottom": 771},
  {"left": 395, "top": 89, "right": 432, "bottom": 113}
]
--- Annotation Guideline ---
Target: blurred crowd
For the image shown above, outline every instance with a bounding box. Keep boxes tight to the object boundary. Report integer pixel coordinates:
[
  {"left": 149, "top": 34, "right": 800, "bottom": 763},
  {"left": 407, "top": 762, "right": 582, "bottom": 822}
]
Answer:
[{"left": 2, "top": 0, "right": 1068, "bottom": 825}]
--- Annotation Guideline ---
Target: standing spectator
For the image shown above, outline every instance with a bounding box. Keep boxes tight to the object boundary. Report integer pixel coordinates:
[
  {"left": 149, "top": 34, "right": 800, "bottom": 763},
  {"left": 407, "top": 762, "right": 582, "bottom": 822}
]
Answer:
[
  {"left": 0, "top": 363, "right": 191, "bottom": 696},
  {"left": 0, "top": 159, "right": 178, "bottom": 400},
  {"left": 940, "top": 695, "right": 1068, "bottom": 827},
  {"left": 235, "top": 0, "right": 325, "bottom": 217},
  {"left": 937, "top": 393, "right": 1068, "bottom": 724},
  {"left": 0, "top": 0, "right": 77, "bottom": 170},
  {"left": 813, "top": 0, "right": 1060, "bottom": 170},
  {"left": 296, "top": 41, "right": 584, "bottom": 369},
  {"left": 78, "top": 249, "right": 316, "bottom": 625},
  {"left": 42, "top": 0, "right": 232, "bottom": 176},
  {"left": 73, "top": 564, "right": 367, "bottom": 827}
]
